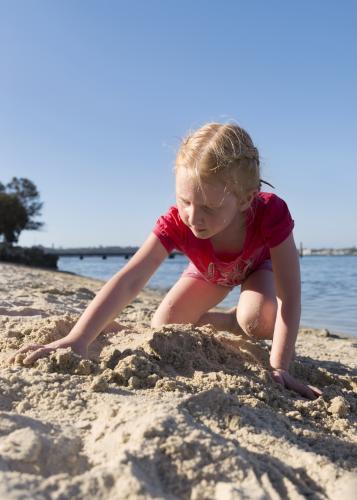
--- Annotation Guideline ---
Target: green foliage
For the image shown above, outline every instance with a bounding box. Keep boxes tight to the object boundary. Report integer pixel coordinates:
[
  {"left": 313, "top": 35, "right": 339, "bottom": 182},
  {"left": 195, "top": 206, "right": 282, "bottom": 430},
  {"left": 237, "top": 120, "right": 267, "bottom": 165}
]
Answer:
[
  {"left": 0, "top": 244, "right": 58, "bottom": 268},
  {"left": 0, "top": 193, "right": 28, "bottom": 244},
  {"left": 0, "top": 177, "right": 44, "bottom": 244}
]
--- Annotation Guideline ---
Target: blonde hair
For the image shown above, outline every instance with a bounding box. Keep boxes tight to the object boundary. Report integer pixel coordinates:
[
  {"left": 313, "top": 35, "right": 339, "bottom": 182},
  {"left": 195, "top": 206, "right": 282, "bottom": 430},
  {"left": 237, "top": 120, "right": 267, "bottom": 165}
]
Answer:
[{"left": 175, "top": 122, "right": 261, "bottom": 202}]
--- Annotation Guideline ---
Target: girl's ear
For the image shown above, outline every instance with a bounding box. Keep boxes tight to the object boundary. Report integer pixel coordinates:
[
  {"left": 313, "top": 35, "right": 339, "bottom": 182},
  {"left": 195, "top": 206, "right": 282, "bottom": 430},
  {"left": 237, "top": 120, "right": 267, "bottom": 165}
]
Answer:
[{"left": 239, "top": 189, "right": 258, "bottom": 211}]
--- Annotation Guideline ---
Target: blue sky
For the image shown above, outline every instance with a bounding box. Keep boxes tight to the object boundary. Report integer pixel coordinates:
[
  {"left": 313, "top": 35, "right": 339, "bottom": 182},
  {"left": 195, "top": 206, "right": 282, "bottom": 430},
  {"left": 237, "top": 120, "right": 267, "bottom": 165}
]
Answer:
[{"left": 1, "top": 0, "right": 356, "bottom": 248}]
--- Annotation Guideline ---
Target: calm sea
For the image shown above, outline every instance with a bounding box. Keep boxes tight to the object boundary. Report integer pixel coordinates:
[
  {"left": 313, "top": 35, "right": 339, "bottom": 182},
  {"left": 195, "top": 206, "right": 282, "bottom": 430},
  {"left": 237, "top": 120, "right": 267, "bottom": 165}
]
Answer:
[{"left": 58, "top": 255, "right": 357, "bottom": 337}]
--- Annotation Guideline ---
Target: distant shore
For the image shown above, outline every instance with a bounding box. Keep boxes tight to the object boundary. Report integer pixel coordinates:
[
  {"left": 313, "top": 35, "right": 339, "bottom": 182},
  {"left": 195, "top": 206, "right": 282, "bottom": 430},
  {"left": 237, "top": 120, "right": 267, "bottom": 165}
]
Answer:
[
  {"left": 18, "top": 243, "right": 357, "bottom": 257},
  {"left": 302, "top": 249, "right": 357, "bottom": 256}
]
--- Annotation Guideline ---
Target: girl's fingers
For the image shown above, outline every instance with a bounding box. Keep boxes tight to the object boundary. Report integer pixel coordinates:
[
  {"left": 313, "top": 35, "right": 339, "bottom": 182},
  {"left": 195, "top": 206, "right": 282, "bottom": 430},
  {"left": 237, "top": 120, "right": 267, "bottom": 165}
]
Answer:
[
  {"left": 8, "top": 344, "right": 44, "bottom": 363},
  {"left": 287, "top": 378, "right": 318, "bottom": 400},
  {"left": 271, "top": 370, "right": 322, "bottom": 400},
  {"left": 308, "top": 385, "right": 323, "bottom": 397},
  {"left": 271, "top": 371, "right": 284, "bottom": 386},
  {"left": 300, "top": 385, "right": 316, "bottom": 400},
  {"left": 23, "top": 347, "right": 54, "bottom": 365}
]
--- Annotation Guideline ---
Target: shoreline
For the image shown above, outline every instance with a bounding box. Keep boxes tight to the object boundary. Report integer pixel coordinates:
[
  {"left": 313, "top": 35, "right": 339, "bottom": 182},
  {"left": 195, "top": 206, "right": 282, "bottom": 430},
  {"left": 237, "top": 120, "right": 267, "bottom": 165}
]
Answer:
[{"left": 0, "top": 262, "right": 356, "bottom": 499}]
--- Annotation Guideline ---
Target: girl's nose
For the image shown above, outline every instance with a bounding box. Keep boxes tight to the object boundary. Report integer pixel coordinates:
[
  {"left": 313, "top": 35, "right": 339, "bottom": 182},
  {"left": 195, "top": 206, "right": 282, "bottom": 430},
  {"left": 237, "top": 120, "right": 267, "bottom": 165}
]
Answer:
[{"left": 187, "top": 205, "right": 203, "bottom": 226}]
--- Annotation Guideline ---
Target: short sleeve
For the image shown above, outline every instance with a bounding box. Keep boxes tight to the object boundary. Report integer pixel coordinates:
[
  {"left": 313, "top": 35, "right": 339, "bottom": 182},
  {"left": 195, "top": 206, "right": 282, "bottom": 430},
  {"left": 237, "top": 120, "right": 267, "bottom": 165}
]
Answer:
[
  {"left": 261, "top": 195, "right": 295, "bottom": 248},
  {"left": 152, "top": 206, "right": 184, "bottom": 253}
]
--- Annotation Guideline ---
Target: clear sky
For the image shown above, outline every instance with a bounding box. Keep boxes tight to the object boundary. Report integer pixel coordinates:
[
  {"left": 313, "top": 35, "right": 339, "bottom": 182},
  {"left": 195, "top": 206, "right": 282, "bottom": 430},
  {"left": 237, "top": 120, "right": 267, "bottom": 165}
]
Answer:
[{"left": 1, "top": 0, "right": 356, "bottom": 249}]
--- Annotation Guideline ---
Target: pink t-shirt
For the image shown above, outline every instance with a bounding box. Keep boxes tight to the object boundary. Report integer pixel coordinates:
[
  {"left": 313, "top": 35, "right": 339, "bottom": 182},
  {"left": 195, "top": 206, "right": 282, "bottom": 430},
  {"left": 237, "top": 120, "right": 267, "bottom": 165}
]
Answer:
[{"left": 152, "top": 192, "right": 294, "bottom": 287}]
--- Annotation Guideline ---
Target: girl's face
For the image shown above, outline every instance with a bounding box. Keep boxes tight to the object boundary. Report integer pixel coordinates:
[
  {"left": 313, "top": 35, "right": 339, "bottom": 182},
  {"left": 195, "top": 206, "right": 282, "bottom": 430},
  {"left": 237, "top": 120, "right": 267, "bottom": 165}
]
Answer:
[{"left": 175, "top": 167, "right": 242, "bottom": 239}]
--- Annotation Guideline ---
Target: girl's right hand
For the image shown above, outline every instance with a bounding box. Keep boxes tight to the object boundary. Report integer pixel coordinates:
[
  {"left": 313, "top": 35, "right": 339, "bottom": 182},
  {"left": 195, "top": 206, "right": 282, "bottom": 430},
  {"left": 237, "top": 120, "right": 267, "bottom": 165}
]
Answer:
[
  {"left": 8, "top": 338, "right": 88, "bottom": 366},
  {"left": 271, "top": 368, "right": 322, "bottom": 399}
]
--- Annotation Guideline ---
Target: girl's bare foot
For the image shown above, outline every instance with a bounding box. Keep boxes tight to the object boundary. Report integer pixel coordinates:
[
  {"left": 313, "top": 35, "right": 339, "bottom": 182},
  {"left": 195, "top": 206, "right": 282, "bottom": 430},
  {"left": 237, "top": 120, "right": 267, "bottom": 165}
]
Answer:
[
  {"left": 197, "top": 307, "right": 244, "bottom": 335},
  {"left": 100, "top": 321, "right": 129, "bottom": 335}
]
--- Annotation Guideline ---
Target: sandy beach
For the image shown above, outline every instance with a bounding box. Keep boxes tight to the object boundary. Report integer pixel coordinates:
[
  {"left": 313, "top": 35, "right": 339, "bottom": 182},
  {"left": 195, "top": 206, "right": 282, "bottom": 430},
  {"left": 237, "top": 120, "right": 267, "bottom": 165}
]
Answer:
[{"left": 0, "top": 262, "right": 356, "bottom": 499}]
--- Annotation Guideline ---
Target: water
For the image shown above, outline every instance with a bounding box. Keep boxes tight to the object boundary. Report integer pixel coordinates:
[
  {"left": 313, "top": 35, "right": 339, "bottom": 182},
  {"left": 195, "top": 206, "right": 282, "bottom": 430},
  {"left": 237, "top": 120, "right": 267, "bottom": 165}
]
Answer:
[{"left": 58, "top": 255, "right": 357, "bottom": 337}]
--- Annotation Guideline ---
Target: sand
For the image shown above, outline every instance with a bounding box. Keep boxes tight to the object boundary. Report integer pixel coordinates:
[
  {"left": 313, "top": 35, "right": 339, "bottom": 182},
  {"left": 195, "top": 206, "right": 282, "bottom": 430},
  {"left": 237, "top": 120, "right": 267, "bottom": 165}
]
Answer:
[{"left": 0, "top": 262, "right": 356, "bottom": 499}]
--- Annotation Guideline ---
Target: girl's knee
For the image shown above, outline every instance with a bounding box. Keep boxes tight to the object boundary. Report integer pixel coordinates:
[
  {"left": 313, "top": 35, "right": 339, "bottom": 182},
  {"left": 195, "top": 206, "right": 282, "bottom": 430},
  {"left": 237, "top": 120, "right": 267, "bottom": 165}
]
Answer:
[
  {"left": 150, "top": 297, "right": 175, "bottom": 328},
  {"left": 151, "top": 304, "right": 183, "bottom": 328},
  {"left": 237, "top": 300, "right": 277, "bottom": 339},
  {"left": 237, "top": 314, "right": 272, "bottom": 339},
  {"left": 151, "top": 310, "right": 168, "bottom": 329}
]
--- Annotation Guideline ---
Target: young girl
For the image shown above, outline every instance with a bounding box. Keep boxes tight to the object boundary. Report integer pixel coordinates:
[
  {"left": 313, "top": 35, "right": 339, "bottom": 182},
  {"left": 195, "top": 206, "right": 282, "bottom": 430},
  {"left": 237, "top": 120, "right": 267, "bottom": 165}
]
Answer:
[{"left": 10, "top": 122, "right": 322, "bottom": 399}]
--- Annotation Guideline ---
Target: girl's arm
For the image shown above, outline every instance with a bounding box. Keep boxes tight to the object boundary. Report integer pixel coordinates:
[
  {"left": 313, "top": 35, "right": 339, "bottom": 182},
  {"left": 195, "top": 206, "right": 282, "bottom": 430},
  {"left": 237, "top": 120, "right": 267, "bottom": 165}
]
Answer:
[
  {"left": 270, "top": 233, "right": 322, "bottom": 399},
  {"left": 270, "top": 233, "right": 301, "bottom": 370},
  {"left": 9, "top": 233, "right": 169, "bottom": 365}
]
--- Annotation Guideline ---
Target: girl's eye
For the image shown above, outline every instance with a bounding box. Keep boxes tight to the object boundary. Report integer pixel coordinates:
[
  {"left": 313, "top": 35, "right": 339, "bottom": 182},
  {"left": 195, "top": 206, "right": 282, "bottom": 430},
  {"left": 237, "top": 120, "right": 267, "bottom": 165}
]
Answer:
[{"left": 178, "top": 199, "right": 217, "bottom": 214}]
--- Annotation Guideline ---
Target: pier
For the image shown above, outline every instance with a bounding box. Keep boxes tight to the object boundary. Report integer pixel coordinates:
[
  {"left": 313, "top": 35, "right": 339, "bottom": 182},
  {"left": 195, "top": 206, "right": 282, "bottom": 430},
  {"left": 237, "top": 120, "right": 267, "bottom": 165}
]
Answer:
[{"left": 53, "top": 250, "right": 179, "bottom": 260}]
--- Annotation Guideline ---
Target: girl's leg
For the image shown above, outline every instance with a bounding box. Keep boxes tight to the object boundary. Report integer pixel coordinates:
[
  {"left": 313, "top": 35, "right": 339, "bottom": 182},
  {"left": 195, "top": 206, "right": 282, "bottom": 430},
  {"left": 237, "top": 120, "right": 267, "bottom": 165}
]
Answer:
[
  {"left": 151, "top": 277, "right": 231, "bottom": 329},
  {"left": 198, "top": 269, "right": 278, "bottom": 337},
  {"left": 197, "top": 306, "right": 242, "bottom": 333},
  {"left": 236, "top": 269, "right": 277, "bottom": 339}
]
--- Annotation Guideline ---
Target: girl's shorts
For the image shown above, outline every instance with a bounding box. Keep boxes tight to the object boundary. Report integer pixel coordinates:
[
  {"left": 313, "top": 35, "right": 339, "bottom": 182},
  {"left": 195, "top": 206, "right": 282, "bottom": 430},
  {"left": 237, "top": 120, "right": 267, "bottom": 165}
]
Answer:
[{"left": 181, "top": 259, "right": 273, "bottom": 289}]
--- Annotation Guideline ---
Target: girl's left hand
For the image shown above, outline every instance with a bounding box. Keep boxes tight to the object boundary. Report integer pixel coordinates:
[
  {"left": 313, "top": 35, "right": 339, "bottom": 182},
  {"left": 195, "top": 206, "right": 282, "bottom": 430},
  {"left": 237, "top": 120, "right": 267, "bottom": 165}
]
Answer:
[{"left": 271, "top": 368, "right": 323, "bottom": 399}]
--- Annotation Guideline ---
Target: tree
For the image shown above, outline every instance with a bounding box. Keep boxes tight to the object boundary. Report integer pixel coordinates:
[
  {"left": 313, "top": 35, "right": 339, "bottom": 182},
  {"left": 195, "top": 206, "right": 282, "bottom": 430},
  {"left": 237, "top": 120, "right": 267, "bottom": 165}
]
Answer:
[
  {"left": 0, "top": 177, "right": 44, "bottom": 244},
  {"left": 5, "top": 177, "right": 44, "bottom": 230},
  {"left": 0, "top": 193, "right": 29, "bottom": 244}
]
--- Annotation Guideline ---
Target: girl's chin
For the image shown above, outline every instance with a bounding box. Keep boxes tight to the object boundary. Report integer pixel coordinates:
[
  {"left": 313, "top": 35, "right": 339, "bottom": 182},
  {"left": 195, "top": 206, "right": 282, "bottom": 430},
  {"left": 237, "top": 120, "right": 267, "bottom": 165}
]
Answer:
[{"left": 192, "top": 229, "right": 211, "bottom": 238}]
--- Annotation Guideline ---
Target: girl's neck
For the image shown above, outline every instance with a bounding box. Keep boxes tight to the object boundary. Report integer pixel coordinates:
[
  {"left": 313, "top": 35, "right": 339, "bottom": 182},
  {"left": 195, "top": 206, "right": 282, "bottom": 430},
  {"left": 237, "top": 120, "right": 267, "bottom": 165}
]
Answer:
[{"left": 210, "top": 211, "right": 246, "bottom": 254}]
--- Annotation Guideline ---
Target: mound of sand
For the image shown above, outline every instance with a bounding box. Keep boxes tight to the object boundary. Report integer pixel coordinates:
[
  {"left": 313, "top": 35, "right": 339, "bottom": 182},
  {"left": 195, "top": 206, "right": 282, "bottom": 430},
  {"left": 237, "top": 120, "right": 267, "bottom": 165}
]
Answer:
[{"left": 0, "top": 263, "right": 356, "bottom": 499}]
